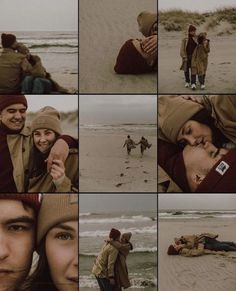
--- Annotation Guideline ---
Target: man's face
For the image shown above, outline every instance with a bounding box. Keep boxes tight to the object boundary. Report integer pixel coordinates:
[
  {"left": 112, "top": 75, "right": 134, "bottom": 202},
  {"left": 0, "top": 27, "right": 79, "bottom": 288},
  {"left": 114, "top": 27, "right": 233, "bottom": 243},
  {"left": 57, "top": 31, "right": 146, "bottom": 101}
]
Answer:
[
  {"left": 0, "top": 104, "right": 27, "bottom": 131},
  {"left": 189, "top": 30, "right": 196, "bottom": 36},
  {"left": 0, "top": 200, "right": 35, "bottom": 291}
]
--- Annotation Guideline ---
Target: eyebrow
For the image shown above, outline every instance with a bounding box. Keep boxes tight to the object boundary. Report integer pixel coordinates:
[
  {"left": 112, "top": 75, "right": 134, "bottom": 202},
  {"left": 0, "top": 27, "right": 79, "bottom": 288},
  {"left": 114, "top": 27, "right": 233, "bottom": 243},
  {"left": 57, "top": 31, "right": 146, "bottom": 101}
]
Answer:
[
  {"left": 53, "top": 223, "right": 76, "bottom": 232},
  {"left": 4, "top": 216, "right": 35, "bottom": 225}
]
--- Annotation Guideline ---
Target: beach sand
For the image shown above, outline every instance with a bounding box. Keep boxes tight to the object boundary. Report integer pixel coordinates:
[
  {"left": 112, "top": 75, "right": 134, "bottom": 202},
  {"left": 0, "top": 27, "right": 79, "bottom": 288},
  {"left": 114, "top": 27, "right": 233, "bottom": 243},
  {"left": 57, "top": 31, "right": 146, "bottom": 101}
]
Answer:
[
  {"left": 79, "top": 0, "right": 157, "bottom": 94},
  {"left": 79, "top": 129, "right": 157, "bottom": 192},
  {"left": 159, "top": 27, "right": 236, "bottom": 94},
  {"left": 159, "top": 218, "right": 236, "bottom": 291}
]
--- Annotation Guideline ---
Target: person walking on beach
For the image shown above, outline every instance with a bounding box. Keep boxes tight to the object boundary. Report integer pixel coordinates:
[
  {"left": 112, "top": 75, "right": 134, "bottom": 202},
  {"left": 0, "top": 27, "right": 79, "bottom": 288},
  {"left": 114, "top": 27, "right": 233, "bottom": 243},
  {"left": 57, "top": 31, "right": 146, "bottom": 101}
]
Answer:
[
  {"left": 180, "top": 25, "right": 198, "bottom": 90},
  {"left": 92, "top": 228, "right": 121, "bottom": 291},
  {"left": 136, "top": 136, "right": 152, "bottom": 156},
  {"left": 123, "top": 135, "right": 136, "bottom": 155}
]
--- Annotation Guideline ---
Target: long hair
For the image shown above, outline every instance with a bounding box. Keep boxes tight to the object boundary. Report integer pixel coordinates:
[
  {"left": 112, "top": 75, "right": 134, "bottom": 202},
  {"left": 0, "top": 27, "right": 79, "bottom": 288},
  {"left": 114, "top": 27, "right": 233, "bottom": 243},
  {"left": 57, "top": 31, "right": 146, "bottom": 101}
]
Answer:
[{"left": 20, "top": 238, "right": 58, "bottom": 291}]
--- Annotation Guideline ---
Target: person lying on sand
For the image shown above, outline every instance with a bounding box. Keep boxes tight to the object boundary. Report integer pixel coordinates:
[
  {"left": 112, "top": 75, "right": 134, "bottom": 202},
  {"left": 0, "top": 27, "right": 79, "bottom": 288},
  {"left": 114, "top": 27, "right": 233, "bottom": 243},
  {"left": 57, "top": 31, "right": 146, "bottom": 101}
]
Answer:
[
  {"left": 136, "top": 136, "right": 152, "bottom": 156},
  {"left": 123, "top": 135, "right": 136, "bottom": 155},
  {"left": 114, "top": 11, "right": 157, "bottom": 74},
  {"left": 167, "top": 233, "right": 236, "bottom": 257},
  {"left": 108, "top": 232, "right": 133, "bottom": 291}
]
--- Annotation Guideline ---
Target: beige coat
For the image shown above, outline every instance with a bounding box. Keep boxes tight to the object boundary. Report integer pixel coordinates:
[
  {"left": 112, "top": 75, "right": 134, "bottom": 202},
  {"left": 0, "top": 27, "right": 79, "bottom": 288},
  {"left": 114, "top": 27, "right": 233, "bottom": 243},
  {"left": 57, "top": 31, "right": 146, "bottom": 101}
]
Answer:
[
  {"left": 28, "top": 148, "right": 78, "bottom": 192},
  {"left": 180, "top": 36, "right": 198, "bottom": 59},
  {"left": 191, "top": 42, "right": 210, "bottom": 75},
  {"left": 92, "top": 243, "right": 119, "bottom": 278},
  {"left": 6, "top": 125, "right": 32, "bottom": 192},
  {"left": 0, "top": 48, "right": 30, "bottom": 93}
]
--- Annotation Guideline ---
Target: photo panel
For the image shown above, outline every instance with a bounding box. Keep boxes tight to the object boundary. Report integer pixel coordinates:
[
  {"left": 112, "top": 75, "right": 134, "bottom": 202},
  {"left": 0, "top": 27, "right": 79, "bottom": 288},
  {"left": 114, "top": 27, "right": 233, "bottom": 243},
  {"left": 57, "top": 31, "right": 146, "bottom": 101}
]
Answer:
[
  {"left": 158, "top": 193, "right": 236, "bottom": 290},
  {"left": 79, "top": 193, "right": 157, "bottom": 290},
  {"left": 79, "top": 95, "right": 157, "bottom": 192}
]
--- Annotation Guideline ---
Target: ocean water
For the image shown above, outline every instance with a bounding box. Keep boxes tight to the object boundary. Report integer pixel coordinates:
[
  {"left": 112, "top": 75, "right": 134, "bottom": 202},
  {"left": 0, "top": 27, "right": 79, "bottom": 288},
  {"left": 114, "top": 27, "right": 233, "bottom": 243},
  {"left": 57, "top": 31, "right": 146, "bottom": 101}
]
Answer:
[
  {"left": 0, "top": 31, "right": 78, "bottom": 75},
  {"left": 159, "top": 210, "right": 236, "bottom": 220},
  {"left": 79, "top": 211, "right": 157, "bottom": 290}
]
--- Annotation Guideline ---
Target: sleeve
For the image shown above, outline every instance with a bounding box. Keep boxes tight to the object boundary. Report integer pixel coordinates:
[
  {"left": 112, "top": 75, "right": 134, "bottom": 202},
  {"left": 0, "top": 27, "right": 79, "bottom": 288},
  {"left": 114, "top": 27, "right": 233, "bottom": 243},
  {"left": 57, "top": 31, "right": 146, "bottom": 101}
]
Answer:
[
  {"left": 55, "top": 175, "right": 78, "bottom": 192},
  {"left": 107, "top": 248, "right": 119, "bottom": 278},
  {"left": 180, "top": 38, "right": 186, "bottom": 58}
]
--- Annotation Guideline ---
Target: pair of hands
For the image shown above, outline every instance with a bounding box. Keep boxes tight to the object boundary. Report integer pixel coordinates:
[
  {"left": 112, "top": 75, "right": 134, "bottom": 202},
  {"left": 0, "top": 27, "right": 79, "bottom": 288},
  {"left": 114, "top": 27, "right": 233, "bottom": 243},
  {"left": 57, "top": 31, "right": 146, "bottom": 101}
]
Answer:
[
  {"left": 141, "top": 35, "right": 157, "bottom": 56},
  {"left": 182, "top": 95, "right": 204, "bottom": 105}
]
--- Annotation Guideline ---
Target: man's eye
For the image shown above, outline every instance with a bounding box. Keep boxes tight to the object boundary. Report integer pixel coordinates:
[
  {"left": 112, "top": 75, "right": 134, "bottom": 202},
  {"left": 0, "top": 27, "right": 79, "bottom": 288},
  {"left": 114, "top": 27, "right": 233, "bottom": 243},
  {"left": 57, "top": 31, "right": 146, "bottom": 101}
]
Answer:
[
  {"left": 56, "top": 232, "right": 73, "bottom": 241},
  {"left": 8, "top": 225, "right": 27, "bottom": 231}
]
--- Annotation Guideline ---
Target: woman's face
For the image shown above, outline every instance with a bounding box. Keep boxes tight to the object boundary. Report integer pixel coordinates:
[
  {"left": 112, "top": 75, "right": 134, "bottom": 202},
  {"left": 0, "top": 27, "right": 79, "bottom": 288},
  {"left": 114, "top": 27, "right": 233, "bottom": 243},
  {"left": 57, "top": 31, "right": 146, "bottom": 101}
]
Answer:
[
  {"left": 46, "top": 220, "right": 78, "bottom": 291},
  {"left": 177, "top": 120, "right": 213, "bottom": 146},
  {"left": 33, "top": 129, "right": 56, "bottom": 153}
]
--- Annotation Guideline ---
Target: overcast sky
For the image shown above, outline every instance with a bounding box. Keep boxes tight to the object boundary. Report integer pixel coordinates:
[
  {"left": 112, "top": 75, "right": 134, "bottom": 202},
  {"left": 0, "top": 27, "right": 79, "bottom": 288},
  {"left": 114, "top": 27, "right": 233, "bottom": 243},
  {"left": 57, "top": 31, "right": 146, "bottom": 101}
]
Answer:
[
  {"left": 159, "top": 0, "right": 236, "bottom": 12},
  {"left": 79, "top": 95, "right": 157, "bottom": 125},
  {"left": 80, "top": 194, "right": 157, "bottom": 213},
  {"left": 26, "top": 95, "right": 78, "bottom": 112},
  {"left": 159, "top": 194, "right": 236, "bottom": 210},
  {"left": 0, "top": 0, "right": 77, "bottom": 31}
]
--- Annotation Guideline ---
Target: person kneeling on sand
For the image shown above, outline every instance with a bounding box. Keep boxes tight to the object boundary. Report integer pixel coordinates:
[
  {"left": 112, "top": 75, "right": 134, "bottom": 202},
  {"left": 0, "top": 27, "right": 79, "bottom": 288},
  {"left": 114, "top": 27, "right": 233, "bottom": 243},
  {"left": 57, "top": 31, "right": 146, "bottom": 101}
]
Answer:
[
  {"left": 114, "top": 11, "right": 157, "bottom": 74},
  {"left": 27, "top": 106, "right": 78, "bottom": 192},
  {"left": 167, "top": 233, "right": 236, "bottom": 257},
  {"left": 92, "top": 228, "right": 121, "bottom": 291},
  {"left": 136, "top": 136, "right": 152, "bottom": 156},
  {"left": 123, "top": 135, "right": 136, "bottom": 155}
]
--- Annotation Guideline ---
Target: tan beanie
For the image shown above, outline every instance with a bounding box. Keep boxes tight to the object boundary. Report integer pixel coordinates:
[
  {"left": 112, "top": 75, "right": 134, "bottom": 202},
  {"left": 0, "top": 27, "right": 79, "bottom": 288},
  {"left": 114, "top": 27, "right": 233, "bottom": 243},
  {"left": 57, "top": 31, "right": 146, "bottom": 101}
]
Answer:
[
  {"left": 159, "top": 96, "right": 203, "bottom": 143},
  {"left": 137, "top": 11, "right": 157, "bottom": 37},
  {"left": 31, "top": 106, "right": 62, "bottom": 135},
  {"left": 37, "top": 194, "right": 78, "bottom": 246},
  {"left": 121, "top": 232, "right": 132, "bottom": 242}
]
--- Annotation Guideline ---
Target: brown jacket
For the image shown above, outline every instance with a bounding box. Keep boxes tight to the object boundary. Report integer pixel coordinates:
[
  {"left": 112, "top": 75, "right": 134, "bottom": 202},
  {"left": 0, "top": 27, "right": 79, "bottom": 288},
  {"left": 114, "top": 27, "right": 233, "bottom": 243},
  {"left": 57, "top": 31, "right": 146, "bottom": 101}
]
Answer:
[
  {"left": 0, "top": 48, "right": 31, "bottom": 93},
  {"left": 109, "top": 241, "right": 132, "bottom": 289},
  {"left": 191, "top": 42, "right": 210, "bottom": 75},
  {"left": 92, "top": 243, "right": 119, "bottom": 278},
  {"left": 28, "top": 148, "right": 78, "bottom": 192},
  {"left": 180, "top": 36, "right": 198, "bottom": 59}
]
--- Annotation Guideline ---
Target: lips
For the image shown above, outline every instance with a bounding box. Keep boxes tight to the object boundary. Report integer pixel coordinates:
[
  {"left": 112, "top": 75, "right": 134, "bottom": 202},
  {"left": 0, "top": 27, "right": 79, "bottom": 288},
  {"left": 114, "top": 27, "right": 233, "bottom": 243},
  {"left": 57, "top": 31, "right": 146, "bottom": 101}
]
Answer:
[
  {"left": 67, "top": 277, "right": 78, "bottom": 283},
  {"left": 0, "top": 269, "right": 13, "bottom": 277}
]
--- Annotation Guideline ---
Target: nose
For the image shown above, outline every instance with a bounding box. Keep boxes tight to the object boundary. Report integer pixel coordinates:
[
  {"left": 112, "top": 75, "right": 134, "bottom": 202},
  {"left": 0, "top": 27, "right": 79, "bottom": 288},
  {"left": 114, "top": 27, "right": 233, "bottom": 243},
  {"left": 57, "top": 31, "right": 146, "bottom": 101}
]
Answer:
[
  {"left": 186, "top": 136, "right": 197, "bottom": 146},
  {"left": 204, "top": 141, "right": 217, "bottom": 153},
  {"left": 0, "top": 234, "right": 10, "bottom": 261},
  {"left": 39, "top": 135, "right": 47, "bottom": 142},
  {"left": 72, "top": 243, "right": 78, "bottom": 267},
  {"left": 14, "top": 111, "right": 22, "bottom": 120}
]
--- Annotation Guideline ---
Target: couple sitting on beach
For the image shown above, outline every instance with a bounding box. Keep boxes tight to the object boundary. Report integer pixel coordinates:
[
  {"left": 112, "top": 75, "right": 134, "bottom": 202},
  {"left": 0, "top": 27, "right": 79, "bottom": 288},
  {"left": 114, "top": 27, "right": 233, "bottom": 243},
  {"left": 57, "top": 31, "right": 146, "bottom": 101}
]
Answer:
[
  {"left": 0, "top": 95, "right": 78, "bottom": 192},
  {"left": 167, "top": 233, "right": 236, "bottom": 257},
  {"left": 92, "top": 228, "right": 133, "bottom": 291},
  {"left": 180, "top": 25, "right": 210, "bottom": 90},
  {"left": 0, "top": 193, "right": 78, "bottom": 291},
  {"left": 0, "top": 33, "right": 68, "bottom": 94},
  {"left": 158, "top": 95, "right": 236, "bottom": 192},
  {"left": 123, "top": 135, "right": 152, "bottom": 156},
  {"left": 114, "top": 11, "right": 157, "bottom": 74}
]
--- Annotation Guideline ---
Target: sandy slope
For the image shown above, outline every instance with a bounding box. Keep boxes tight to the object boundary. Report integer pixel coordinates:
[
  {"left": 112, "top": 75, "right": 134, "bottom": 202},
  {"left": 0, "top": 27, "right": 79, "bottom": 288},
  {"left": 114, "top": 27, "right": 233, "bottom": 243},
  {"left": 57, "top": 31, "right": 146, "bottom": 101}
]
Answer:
[
  {"left": 79, "top": 130, "right": 157, "bottom": 192},
  {"left": 79, "top": 0, "right": 157, "bottom": 94},
  {"left": 159, "top": 218, "right": 236, "bottom": 291},
  {"left": 159, "top": 27, "right": 236, "bottom": 94}
]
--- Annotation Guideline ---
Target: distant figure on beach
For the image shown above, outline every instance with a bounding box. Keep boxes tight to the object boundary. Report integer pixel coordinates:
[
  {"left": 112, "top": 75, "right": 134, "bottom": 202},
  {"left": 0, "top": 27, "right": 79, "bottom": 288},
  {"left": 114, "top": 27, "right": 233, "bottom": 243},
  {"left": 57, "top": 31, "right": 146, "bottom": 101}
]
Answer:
[
  {"left": 92, "top": 228, "right": 121, "bottom": 291},
  {"left": 0, "top": 33, "right": 68, "bottom": 94},
  {"left": 114, "top": 11, "right": 157, "bottom": 74},
  {"left": 136, "top": 136, "right": 152, "bottom": 156},
  {"left": 167, "top": 233, "right": 236, "bottom": 257},
  {"left": 123, "top": 135, "right": 136, "bottom": 155},
  {"left": 191, "top": 32, "right": 210, "bottom": 90},
  {"left": 180, "top": 25, "right": 198, "bottom": 90}
]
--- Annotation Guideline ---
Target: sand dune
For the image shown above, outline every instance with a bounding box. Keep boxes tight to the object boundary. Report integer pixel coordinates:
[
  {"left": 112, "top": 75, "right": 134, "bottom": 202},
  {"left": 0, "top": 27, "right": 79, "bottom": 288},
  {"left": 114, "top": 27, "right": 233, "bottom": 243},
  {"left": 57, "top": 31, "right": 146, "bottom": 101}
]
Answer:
[
  {"left": 79, "top": 0, "right": 157, "bottom": 94},
  {"left": 79, "top": 129, "right": 157, "bottom": 192},
  {"left": 159, "top": 218, "right": 236, "bottom": 291}
]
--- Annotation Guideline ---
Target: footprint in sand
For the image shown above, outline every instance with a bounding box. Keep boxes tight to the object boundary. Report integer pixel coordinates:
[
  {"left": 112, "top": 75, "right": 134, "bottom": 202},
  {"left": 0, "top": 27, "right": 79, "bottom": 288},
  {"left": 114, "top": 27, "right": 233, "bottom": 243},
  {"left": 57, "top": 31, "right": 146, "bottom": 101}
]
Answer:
[
  {"left": 144, "top": 179, "right": 148, "bottom": 183},
  {"left": 126, "top": 166, "right": 131, "bottom": 169},
  {"left": 120, "top": 173, "right": 124, "bottom": 177},
  {"left": 125, "top": 161, "right": 129, "bottom": 164},
  {"left": 115, "top": 183, "right": 123, "bottom": 187},
  {"left": 143, "top": 171, "right": 149, "bottom": 174}
]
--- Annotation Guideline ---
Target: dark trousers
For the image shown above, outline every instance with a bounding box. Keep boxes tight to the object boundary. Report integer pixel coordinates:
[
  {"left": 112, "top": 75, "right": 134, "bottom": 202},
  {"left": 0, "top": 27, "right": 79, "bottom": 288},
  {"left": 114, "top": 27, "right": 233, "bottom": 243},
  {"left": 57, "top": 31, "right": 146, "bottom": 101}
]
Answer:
[
  {"left": 198, "top": 74, "right": 206, "bottom": 85},
  {"left": 96, "top": 277, "right": 115, "bottom": 291},
  {"left": 204, "top": 238, "right": 236, "bottom": 252},
  {"left": 184, "top": 55, "right": 196, "bottom": 84}
]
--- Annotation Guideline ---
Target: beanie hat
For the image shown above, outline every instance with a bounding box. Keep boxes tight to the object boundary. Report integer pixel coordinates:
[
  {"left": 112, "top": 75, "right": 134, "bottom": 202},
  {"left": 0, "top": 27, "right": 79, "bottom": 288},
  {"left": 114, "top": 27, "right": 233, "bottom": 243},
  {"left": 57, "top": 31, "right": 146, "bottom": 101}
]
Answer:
[
  {"left": 37, "top": 194, "right": 78, "bottom": 246},
  {"left": 0, "top": 95, "right": 28, "bottom": 111},
  {"left": 121, "top": 232, "right": 132, "bottom": 242},
  {"left": 0, "top": 194, "right": 40, "bottom": 212},
  {"left": 167, "top": 245, "right": 179, "bottom": 255},
  {"left": 137, "top": 11, "right": 157, "bottom": 37},
  {"left": 109, "top": 228, "right": 121, "bottom": 240},
  {"left": 158, "top": 96, "right": 203, "bottom": 143},
  {"left": 1, "top": 33, "right": 16, "bottom": 48},
  {"left": 31, "top": 106, "right": 62, "bottom": 135},
  {"left": 188, "top": 25, "right": 196, "bottom": 33}
]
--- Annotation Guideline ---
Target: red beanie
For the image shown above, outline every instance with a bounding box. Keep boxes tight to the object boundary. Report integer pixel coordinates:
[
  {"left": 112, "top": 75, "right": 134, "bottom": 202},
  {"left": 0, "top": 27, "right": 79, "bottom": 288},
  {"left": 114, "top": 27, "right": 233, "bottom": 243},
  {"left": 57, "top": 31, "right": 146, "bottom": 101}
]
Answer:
[
  {"left": 109, "top": 228, "right": 121, "bottom": 240},
  {"left": 0, "top": 194, "right": 41, "bottom": 212},
  {"left": 188, "top": 25, "right": 196, "bottom": 33},
  {"left": 1, "top": 33, "right": 16, "bottom": 48},
  {"left": 0, "top": 95, "right": 28, "bottom": 111},
  {"left": 167, "top": 245, "right": 179, "bottom": 255}
]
